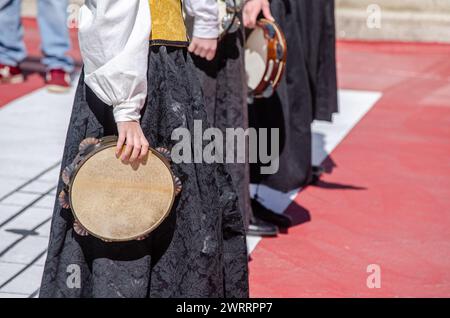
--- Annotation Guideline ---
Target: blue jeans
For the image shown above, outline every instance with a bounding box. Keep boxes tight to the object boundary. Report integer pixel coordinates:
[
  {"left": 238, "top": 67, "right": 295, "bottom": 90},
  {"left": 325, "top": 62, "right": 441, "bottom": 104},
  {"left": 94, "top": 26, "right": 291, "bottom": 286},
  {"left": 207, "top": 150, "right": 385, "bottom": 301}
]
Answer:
[{"left": 0, "top": 0, "right": 74, "bottom": 72}]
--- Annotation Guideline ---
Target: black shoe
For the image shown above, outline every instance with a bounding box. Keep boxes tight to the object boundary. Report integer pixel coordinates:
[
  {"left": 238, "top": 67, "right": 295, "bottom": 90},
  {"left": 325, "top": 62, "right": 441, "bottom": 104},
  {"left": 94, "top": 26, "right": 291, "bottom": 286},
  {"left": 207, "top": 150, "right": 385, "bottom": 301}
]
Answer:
[
  {"left": 247, "top": 216, "right": 278, "bottom": 237},
  {"left": 251, "top": 199, "right": 293, "bottom": 228},
  {"left": 310, "top": 165, "right": 325, "bottom": 185}
]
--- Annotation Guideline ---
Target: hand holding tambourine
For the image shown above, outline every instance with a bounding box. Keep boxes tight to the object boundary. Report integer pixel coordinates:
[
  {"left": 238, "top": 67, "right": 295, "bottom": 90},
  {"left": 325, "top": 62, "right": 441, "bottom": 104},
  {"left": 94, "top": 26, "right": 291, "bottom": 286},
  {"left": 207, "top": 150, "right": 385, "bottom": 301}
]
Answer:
[{"left": 59, "top": 136, "right": 182, "bottom": 242}]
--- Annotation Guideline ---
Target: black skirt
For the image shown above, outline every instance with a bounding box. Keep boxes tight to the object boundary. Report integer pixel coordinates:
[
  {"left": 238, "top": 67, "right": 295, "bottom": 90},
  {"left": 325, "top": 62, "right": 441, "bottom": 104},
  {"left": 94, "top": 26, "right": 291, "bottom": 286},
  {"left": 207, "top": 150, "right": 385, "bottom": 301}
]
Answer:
[
  {"left": 192, "top": 20, "right": 252, "bottom": 227},
  {"left": 39, "top": 46, "right": 249, "bottom": 298}
]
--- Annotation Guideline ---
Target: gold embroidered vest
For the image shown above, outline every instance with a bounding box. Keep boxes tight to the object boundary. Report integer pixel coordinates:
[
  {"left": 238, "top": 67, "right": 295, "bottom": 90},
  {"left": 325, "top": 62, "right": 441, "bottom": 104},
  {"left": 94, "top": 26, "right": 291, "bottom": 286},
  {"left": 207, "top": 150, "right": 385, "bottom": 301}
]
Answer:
[{"left": 149, "top": 0, "right": 189, "bottom": 46}]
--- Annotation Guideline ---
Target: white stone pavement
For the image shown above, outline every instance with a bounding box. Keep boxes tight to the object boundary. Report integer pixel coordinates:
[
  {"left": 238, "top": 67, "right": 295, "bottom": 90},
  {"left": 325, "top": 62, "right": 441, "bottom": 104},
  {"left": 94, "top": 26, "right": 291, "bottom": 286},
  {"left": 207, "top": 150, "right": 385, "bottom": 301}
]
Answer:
[
  {"left": 0, "top": 80, "right": 76, "bottom": 298},
  {"left": 0, "top": 76, "right": 381, "bottom": 297}
]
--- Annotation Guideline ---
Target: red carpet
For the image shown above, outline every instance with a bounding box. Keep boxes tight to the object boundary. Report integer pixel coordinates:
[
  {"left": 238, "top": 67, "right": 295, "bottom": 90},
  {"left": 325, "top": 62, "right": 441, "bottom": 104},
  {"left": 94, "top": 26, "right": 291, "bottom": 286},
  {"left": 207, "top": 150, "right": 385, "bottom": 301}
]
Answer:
[{"left": 249, "top": 41, "right": 450, "bottom": 297}]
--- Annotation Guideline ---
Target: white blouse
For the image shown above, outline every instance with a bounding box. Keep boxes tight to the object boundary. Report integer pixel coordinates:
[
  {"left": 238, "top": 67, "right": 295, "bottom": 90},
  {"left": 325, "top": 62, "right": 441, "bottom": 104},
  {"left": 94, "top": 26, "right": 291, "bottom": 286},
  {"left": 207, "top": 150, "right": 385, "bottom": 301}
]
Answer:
[{"left": 78, "top": 0, "right": 219, "bottom": 123}]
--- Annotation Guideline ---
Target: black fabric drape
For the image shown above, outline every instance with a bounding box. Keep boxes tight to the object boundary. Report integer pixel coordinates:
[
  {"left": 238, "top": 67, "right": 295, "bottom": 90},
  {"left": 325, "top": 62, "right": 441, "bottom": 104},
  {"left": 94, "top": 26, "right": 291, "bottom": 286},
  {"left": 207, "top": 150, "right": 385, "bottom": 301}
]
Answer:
[{"left": 298, "top": 0, "right": 338, "bottom": 121}]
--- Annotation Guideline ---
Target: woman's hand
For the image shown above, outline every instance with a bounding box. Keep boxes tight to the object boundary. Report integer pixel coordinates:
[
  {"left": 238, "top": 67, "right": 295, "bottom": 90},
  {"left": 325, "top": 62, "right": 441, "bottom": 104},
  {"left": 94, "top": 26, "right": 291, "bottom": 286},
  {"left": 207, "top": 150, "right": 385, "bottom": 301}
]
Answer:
[
  {"left": 188, "top": 37, "right": 217, "bottom": 61},
  {"left": 243, "top": 0, "right": 274, "bottom": 29},
  {"left": 116, "top": 121, "right": 149, "bottom": 163}
]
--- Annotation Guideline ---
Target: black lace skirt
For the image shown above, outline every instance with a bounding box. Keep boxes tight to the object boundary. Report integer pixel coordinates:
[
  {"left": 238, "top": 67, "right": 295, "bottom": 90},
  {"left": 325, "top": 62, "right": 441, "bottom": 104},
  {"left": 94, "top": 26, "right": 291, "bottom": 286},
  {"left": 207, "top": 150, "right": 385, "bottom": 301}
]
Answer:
[
  {"left": 192, "top": 22, "right": 251, "bottom": 227},
  {"left": 39, "top": 46, "right": 249, "bottom": 298}
]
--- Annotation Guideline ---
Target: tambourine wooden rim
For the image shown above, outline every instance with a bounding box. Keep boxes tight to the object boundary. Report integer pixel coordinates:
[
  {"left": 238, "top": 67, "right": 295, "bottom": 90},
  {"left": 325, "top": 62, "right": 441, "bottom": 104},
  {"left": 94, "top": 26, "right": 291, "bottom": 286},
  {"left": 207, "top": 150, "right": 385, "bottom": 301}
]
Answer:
[
  {"left": 63, "top": 136, "right": 179, "bottom": 242},
  {"left": 246, "top": 18, "right": 287, "bottom": 99}
]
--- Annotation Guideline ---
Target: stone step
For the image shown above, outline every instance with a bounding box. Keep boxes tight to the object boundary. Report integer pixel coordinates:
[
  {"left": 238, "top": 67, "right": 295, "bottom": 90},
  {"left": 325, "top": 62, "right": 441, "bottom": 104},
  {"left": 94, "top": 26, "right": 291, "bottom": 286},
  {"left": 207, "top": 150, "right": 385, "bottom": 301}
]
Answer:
[
  {"left": 336, "top": 0, "right": 450, "bottom": 43},
  {"left": 337, "top": 0, "right": 450, "bottom": 12}
]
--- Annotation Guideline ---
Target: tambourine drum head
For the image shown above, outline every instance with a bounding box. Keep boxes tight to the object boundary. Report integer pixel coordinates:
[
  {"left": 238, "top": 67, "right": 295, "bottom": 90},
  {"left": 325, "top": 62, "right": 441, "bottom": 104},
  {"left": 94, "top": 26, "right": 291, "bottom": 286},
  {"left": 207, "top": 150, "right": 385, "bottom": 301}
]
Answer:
[
  {"left": 245, "top": 27, "right": 268, "bottom": 90},
  {"left": 70, "top": 146, "right": 175, "bottom": 241}
]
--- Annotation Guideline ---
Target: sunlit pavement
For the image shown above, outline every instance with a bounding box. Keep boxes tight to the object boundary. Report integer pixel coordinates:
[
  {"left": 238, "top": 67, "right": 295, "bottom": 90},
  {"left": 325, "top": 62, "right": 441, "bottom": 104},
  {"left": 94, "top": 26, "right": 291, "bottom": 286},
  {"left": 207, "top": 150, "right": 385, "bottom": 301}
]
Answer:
[
  {"left": 1, "top": 20, "right": 450, "bottom": 298},
  {"left": 250, "top": 41, "right": 450, "bottom": 297}
]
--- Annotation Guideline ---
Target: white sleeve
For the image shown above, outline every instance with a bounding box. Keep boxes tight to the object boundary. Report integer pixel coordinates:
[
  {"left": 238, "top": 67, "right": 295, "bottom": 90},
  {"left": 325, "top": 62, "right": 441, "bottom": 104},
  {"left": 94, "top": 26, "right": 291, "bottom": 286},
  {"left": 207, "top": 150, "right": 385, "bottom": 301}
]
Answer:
[
  {"left": 184, "top": 0, "right": 219, "bottom": 39},
  {"left": 78, "top": 0, "right": 151, "bottom": 123}
]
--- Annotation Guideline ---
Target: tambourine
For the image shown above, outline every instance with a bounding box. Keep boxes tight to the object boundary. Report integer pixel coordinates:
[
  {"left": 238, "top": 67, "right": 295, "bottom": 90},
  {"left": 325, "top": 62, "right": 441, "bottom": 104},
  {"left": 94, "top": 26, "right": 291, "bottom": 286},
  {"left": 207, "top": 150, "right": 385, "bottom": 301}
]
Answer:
[
  {"left": 245, "top": 18, "right": 287, "bottom": 99},
  {"left": 58, "top": 136, "right": 182, "bottom": 242}
]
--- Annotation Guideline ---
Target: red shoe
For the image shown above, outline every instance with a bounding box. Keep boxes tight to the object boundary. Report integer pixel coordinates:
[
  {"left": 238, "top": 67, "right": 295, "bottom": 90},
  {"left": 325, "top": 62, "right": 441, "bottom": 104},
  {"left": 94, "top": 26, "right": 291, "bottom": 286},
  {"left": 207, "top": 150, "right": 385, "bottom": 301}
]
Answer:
[
  {"left": 0, "top": 64, "right": 25, "bottom": 84},
  {"left": 46, "top": 69, "right": 71, "bottom": 93}
]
